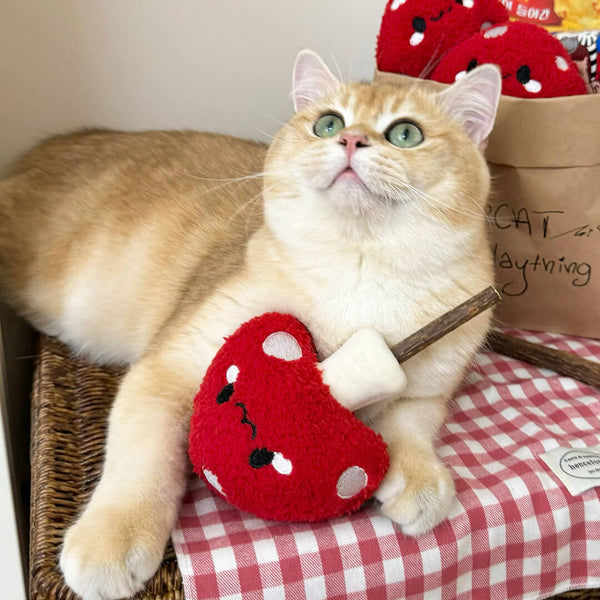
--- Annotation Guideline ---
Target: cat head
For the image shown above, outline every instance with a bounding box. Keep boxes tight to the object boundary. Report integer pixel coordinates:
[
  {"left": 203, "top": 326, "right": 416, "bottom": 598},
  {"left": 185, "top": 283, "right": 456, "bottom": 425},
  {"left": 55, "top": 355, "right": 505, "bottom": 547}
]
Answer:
[{"left": 263, "top": 50, "right": 501, "bottom": 242}]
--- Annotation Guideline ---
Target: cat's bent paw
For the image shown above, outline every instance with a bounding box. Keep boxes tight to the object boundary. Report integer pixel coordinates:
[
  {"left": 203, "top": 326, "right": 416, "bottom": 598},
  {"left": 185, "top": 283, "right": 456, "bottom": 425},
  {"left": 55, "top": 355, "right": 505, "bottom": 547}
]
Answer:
[
  {"left": 375, "top": 460, "right": 455, "bottom": 537},
  {"left": 60, "top": 506, "right": 167, "bottom": 600}
]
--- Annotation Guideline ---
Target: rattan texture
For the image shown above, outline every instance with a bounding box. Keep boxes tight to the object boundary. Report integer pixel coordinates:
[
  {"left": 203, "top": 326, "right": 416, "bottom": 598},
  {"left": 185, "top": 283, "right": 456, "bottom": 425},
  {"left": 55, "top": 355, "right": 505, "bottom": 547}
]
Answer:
[
  {"left": 29, "top": 335, "right": 183, "bottom": 600},
  {"left": 29, "top": 334, "right": 600, "bottom": 600}
]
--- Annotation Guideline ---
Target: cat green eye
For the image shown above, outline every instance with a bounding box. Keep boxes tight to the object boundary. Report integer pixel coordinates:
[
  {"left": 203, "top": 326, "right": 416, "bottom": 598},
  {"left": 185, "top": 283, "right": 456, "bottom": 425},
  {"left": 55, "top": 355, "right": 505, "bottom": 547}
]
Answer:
[
  {"left": 314, "top": 113, "right": 345, "bottom": 138},
  {"left": 385, "top": 120, "right": 424, "bottom": 149}
]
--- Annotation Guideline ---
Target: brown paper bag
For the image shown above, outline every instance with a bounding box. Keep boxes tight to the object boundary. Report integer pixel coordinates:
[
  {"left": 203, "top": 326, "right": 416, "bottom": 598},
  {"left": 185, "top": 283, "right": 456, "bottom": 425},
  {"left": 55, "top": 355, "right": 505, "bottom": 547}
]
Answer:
[{"left": 375, "top": 70, "right": 600, "bottom": 339}]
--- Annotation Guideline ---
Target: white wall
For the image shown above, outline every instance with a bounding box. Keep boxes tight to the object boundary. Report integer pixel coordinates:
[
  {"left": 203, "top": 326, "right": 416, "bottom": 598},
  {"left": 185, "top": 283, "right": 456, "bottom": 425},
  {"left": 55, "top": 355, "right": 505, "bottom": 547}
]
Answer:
[{"left": 0, "top": 0, "right": 386, "bottom": 173}]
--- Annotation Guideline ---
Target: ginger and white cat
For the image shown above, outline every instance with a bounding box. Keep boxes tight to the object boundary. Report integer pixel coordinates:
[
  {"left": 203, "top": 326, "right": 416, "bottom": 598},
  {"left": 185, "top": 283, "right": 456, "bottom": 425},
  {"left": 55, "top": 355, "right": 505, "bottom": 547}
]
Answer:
[{"left": 0, "top": 51, "right": 501, "bottom": 600}]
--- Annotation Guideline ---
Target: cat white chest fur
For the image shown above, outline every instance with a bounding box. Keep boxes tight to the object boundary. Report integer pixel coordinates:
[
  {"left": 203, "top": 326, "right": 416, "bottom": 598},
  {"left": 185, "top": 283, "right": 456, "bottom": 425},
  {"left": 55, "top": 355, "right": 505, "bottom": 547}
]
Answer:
[
  {"left": 261, "top": 184, "right": 480, "bottom": 356},
  {"left": 291, "top": 244, "right": 423, "bottom": 354}
]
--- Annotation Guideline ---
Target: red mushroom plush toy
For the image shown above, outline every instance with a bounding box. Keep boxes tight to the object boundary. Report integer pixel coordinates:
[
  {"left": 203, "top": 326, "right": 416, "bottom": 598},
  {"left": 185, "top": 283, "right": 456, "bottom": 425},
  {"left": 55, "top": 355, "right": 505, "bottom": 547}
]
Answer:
[
  {"left": 188, "top": 313, "right": 406, "bottom": 522},
  {"left": 431, "top": 21, "right": 587, "bottom": 97},
  {"left": 376, "top": 0, "right": 508, "bottom": 77}
]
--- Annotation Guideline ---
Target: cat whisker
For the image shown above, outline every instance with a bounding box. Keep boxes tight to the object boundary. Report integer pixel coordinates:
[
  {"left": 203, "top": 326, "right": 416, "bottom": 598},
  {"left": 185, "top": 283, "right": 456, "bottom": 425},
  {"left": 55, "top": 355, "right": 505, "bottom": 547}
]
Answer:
[
  {"left": 407, "top": 184, "right": 478, "bottom": 220},
  {"left": 408, "top": 189, "right": 453, "bottom": 229},
  {"left": 370, "top": 175, "right": 440, "bottom": 225},
  {"left": 405, "top": 184, "right": 482, "bottom": 237},
  {"left": 370, "top": 170, "right": 463, "bottom": 233},
  {"left": 326, "top": 51, "right": 346, "bottom": 83},
  {"left": 179, "top": 171, "right": 267, "bottom": 184},
  {"left": 257, "top": 111, "right": 289, "bottom": 129},
  {"left": 225, "top": 188, "right": 264, "bottom": 225},
  {"left": 418, "top": 32, "right": 446, "bottom": 79},
  {"left": 403, "top": 187, "right": 486, "bottom": 261},
  {"left": 169, "top": 170, "right": 269, "bottom": 206},
  {"left": 367, "top": 168, "right": 449, "bottom": 220},
  {"left": 400, "top": 179, "right": 491, "bottom": 223},
  {"left": 286, "top": 120, "right": 313, "bottom": 140},
  {"left": 256, "top": 128, "right": 276, "bottom": 141},
  {"left": 234, "top": 187, "right": 271, "bottom": 238}
]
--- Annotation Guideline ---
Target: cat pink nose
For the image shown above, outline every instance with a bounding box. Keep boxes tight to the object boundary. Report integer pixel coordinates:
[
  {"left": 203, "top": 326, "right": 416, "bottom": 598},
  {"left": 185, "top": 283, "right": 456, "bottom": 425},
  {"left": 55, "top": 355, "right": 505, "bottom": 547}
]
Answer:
[{"left": 339, "top": 133, "right": 370, "bottom": 159}]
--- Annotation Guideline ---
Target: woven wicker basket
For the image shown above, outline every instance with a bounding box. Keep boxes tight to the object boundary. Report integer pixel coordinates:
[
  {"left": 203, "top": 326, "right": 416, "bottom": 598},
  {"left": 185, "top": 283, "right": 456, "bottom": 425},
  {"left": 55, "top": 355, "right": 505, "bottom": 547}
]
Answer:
[
  {"left": 30, "top": 336, "right": 183, "bottom": 600},
  {"left": 29, "top": 335, "right": 600, "bottom": 600}
]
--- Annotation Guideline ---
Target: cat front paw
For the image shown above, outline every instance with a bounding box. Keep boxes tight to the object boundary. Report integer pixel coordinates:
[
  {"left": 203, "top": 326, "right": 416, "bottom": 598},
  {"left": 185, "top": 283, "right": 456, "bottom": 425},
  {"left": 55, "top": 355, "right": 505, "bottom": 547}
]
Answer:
[
  {"left": 60, "top": 504, "right": 168, "bottom": 600},
  {"left": 375, "top": 457, "right": 455, "bottom": 536}
]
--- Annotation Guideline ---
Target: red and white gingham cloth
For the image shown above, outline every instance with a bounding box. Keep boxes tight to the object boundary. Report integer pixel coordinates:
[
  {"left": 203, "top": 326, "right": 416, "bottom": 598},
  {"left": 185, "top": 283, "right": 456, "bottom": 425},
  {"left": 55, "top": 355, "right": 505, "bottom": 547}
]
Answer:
[{"left": 172, "top": 329, "right": 600, "bottom": 600}]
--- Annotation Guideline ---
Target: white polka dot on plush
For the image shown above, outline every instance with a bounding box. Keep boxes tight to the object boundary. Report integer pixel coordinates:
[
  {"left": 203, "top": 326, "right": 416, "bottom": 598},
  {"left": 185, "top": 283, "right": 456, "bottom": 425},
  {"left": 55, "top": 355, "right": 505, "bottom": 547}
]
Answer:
[
  {"left": 410, "top": 31, "right": 425, "bottom": 46},
  {"left": 272, "top": 452, "right": 293, "bottom": 475},
  {"left": 484, "top": 25, "right": 508, "bottom": 39},
  {"left": 524, "top": 79, "right": 542, "bottom": 93},
  {"left": 390, "top": 0, "right": 407, "bottom": 9},
  {"left": 336, "top": 466, "right": 368, "bottom": 499},
  {"left": 555, "top": 55, "right": 569, "bottom": 71},
  {"left": 262, "top": 331, "right": 302, "bottom": 361},
  {"left": 226, "top": 365, "right": 239, "bottom": 383},
  {"left": 203, "top": 469, "right": 225, "bottom": 495}
]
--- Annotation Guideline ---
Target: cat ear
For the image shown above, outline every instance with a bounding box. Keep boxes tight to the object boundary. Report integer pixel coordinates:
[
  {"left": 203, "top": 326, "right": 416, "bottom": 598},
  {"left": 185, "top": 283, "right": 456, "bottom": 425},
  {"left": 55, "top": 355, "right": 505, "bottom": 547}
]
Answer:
[
  {"left": 438, "top": 64, "right": 502, "bottom": 151},
  {"left": 292, "top": 50, "right": 340, "bottom": 112}
]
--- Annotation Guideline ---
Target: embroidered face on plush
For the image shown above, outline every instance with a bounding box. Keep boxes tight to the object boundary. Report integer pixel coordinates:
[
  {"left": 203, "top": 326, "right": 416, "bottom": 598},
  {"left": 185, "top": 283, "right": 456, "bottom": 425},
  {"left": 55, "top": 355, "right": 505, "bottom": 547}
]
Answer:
[
  {"left": 376, "top": 0, "right": 508, "bottom": 77},
  {"left": 431, "top": 22, "right": 588, "bottom": 97},
  {"left": 188, "top": 313, "right": 391, "bottom": 522}
]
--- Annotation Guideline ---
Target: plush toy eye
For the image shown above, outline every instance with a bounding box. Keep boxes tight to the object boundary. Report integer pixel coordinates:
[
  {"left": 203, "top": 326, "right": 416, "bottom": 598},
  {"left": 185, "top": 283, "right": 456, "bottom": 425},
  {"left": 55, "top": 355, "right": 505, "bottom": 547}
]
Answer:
[
  {"left": 455, "top": 0, "right": 475, "bottom": 7},
  {"left": 314, "top": 113, "right": 345, "bottom": 138},
  {"left": 516, "top": 64, "right": 542, "bottom": 94},
  {"left": 455, "top": 59, "right": 478, "bottom": 82},
  {"left": 516, "top": 65, "right": 531, "bottom": 84},
  {"left": 410, "top": 17, "right": 426, "bottom": 46},
  {"left": 467, "top": 58, "right": 479, "bottom": 72},
  {"left": 385, "top": 120, "right": 424, "bottom": 148},
  {"left": 412, "top": 16, "right": 426, "bottom": 32},
  {"left": 249, "top": 447, "right": 275, "bottom": 469},
  {"left": 217, "top": 383, "right": 234, "bottom": 404}
]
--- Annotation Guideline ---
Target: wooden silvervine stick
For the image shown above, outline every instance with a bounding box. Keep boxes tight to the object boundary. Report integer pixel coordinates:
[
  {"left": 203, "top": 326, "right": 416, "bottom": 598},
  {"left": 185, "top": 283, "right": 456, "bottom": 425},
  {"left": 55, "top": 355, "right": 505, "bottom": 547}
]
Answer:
[
  {"left": 389, "top": 285, "right": 600, "bottom": 389},
  {"left": 488, "top": 330, "right": 600, "bottom": 389},
  {"left": 391, "top": 286, "right": 501, "bottom": 363}
]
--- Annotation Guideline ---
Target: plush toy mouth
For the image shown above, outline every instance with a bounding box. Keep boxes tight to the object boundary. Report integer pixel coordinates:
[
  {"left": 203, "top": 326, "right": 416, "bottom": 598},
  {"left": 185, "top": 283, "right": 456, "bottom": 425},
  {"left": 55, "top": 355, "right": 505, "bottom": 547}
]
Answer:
[
  {"left": 410, "top": 0, "right": 474, "bottom": 45},
  {"left": 217, "top": 382, "right": 259, "bottom": 439},
  {"left": 216, "top": 382, "right": 293, "bottom": 476},
  {"left": 235, "top": 402, "right": 257, "bottom": 439}
]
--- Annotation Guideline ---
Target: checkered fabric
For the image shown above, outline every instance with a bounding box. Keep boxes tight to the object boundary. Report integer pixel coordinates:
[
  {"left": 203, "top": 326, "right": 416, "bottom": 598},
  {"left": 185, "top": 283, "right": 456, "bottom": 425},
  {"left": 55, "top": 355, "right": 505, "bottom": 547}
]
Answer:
[{"left": 172, "top": 329, "right": 600, "bottom": 600}]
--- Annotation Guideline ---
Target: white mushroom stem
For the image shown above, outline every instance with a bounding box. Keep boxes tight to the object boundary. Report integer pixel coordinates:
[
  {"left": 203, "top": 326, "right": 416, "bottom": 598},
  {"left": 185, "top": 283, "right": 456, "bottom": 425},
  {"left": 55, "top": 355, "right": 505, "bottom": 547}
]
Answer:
[{"left": 318, "top": 329, "right": 407, "bottom": 412}]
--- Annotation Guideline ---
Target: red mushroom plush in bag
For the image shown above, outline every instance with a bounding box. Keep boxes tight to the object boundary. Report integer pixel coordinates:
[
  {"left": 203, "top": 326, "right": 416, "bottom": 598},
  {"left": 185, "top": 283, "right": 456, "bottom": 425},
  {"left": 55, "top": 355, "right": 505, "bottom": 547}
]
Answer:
[
  {"left": 188, "top": 313, "right": 407, "bottom": 522},
  {"left": 431, "top": 21, "right": 587, "bottom": 97},
  {"left": 376, "top": 0, "right": 508, "bottom": 77}
]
